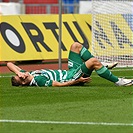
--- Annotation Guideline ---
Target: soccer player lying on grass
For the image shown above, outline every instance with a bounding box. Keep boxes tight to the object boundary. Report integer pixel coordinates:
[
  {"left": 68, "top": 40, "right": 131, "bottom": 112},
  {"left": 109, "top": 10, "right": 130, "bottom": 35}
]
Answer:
[{"left": 7, "top": 42, "right": 133, "bottom": 87}]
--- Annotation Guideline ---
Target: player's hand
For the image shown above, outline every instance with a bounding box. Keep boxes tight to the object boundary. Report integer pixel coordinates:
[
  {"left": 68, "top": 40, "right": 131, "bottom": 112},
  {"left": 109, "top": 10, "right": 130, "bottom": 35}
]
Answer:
[
  {"left": 17, "top": 72, "right": 26, "bottom": 79},
  {"left": 77, "top": 77, "right": 92, "bottom": 83}
]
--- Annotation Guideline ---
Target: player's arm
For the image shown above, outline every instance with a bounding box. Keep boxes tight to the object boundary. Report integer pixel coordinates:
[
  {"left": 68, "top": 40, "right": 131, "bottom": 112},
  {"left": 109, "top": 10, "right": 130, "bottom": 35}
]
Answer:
[
  {"left": 7, "top": 62, "right": 25, "bottom": 78},
  {"left": 52, "top": 77, "right": 91, "bottom": 87},
  {"left": 7, "top": 62, "right": 21, "bottom": 73}
]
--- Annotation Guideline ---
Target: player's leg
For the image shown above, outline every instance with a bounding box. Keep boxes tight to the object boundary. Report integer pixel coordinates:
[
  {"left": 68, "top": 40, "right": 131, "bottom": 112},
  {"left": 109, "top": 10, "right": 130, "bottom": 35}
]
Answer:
[
  {"left": 84, "top": 58, "right": 118, "bottom": 82},
  {"left": 70, "top": 42, "right": 132, "bottom": 86},
  {"left": 70, "top": 42, "right": 94, "bottom": 61},
  {"left": 68, "top": 42, "right": 83, "bottom": 69},
  {"left": 67, "top": 51, "right": 85, "bottom": 86},
  {"left": 68, "top": 43, "right": 93, "bottom": 85},
  {"left": 69, "top": 43, "right": 93, "bottom": 76},
  {"left": 69, "top": 42, "right": 93, "bottom": 75},
  {"left": 71, "top": 42, "right": 118, "bottom": 69},
  {"left": 82, "top": 58, "right": 132, "bottom": 86},
  {"left": 68, "top": 50, "right": 83, "bottom": 69},
  {"left": 69, "top": 42, "right": 116, "bottom": 79}
]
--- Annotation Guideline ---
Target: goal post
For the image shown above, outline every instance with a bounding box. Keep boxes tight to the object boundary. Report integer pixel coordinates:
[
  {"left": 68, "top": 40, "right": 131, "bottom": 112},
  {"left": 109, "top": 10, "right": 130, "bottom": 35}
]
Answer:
[{"left": 91, "top": 0, "right": 133, "bottom": 67}]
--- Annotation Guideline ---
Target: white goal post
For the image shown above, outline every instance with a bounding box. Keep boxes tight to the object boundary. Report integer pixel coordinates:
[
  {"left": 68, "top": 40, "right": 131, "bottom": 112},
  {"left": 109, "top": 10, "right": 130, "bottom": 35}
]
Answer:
[{"left": 91, "top": 0, "right": 133, "bottom": 67}]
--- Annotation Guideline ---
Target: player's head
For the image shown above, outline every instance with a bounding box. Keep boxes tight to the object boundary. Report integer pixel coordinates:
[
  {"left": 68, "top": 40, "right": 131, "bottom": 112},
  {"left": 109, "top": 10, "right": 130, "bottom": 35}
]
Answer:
[
  {"left": 11, "top": 72, "right": 32, "bottom": 86},
  {"left": 11, "top": 76, "right": 22, "bottom": 86}
]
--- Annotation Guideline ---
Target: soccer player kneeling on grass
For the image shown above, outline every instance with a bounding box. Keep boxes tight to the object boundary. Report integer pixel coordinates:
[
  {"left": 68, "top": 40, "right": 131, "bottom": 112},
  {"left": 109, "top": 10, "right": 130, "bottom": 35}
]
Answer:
[{"left": 7, "top": 42, "right": 133, "bottom": 87}]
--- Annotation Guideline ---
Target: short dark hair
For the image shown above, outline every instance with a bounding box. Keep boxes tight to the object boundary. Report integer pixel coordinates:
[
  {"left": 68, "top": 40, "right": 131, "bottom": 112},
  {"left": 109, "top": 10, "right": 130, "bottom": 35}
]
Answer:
[{"left": 11, "top": 76, "right": 21, "bottom": 86}]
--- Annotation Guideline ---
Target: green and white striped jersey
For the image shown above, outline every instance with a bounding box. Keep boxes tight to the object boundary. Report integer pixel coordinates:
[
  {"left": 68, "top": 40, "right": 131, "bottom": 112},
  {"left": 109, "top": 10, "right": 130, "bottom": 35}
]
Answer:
[{"left": 28, "top": 68, "right": 82, "bottom": 87}]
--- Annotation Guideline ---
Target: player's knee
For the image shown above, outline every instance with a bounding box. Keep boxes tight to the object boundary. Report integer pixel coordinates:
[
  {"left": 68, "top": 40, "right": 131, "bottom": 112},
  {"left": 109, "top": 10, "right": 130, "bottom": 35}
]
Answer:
[
  {"left": 70, "top": 42, "right": 82, "bottom": 52},
  {"left": 91, "top": 58, "right": 100, "bottom": 64},
  {"left": 89, "top": 58, "right": 102, "bottom": 67}
]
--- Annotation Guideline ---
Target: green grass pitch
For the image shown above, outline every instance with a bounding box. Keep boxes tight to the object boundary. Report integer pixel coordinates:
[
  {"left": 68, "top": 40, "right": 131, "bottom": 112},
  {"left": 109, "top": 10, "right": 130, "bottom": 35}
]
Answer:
[{"left": 0, "top": 68, "right": 133, "bottom": 133}]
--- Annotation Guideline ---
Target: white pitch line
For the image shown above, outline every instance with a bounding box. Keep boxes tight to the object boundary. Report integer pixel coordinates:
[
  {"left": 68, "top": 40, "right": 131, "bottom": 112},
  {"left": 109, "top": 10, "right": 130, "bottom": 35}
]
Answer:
[
  {"left": 0, "top": 120, "right": 133, "bottom": 126},
  {"left": 0, "top": 75, "right": 13, "bottom": 78}
]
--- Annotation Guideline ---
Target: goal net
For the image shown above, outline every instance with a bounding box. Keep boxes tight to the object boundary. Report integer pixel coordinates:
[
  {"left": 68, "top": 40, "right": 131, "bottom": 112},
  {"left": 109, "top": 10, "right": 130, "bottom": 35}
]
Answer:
[{"left": 91, "top": 0, "right": 133, "bottom": 67}]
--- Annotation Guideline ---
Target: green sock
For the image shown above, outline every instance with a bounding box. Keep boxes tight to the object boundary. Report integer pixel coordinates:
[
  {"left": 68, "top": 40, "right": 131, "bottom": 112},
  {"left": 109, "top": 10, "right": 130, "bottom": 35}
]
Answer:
[
  {"left": 80, "top": 46, "right": 94, "bottom": 61},
  {"left": 96, "top": 66, "right": 119, "bottom": 83}
]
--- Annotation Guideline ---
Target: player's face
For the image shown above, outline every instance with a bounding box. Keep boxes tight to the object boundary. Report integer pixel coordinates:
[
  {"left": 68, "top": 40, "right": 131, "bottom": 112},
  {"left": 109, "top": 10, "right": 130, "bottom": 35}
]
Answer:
[{"left": 15, "top": 72, "right": 32, "bottom": 86}]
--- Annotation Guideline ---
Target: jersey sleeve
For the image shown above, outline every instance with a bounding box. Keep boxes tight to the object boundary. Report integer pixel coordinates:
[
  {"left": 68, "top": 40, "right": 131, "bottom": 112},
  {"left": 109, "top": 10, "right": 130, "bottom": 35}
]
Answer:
[
  {"left": 34, "top": 76, "right": 53, "bottom": 87},
  {"left": 20, "top": 69, "right": 26, "bottom": 72}
]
